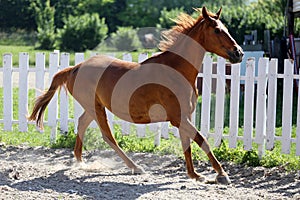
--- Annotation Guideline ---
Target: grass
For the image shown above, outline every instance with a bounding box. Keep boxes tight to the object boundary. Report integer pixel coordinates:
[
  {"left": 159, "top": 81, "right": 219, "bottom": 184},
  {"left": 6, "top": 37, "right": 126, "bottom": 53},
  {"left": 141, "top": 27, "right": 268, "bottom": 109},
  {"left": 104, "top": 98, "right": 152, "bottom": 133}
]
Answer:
[
  {"left": 0, "top": 124, "right": 51, "bottom": 147},
  {"left": 1, "top": 120, "right": 299, "bottom": 171},
  {"left": 0, "top": 30, "right": 37, "bottom": 46}
]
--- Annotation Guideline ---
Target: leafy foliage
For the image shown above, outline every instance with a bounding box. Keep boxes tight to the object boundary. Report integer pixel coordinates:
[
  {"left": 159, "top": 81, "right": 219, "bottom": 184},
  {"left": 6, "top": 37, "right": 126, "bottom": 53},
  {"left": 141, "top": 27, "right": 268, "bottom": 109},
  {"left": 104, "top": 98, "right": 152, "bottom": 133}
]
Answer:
[
  {"left": 50, "top": 0, "right": 114, "bottom": 29},
  {"left": 2, "top": 0, "right": 300, "bottom": 50},
  {"left": 110, "top": 27, "right": 141, "bottom": 51},
  {"left": 56, "top": 13, "right": 108, "bottom": 51},
  {"left": 51, "top": 130, "right": 76, "bottom": 149},
  {"left": 158, "top": 7, "right": 185, "bottom": 29},
  {"left": 216, "top": 1, "right": 287, "bottom": 44},
  {"left": 30, "top": 0, "right": 55, "bottom": 50},
  {"left": 0, "top": 0, "right": 36, "bottom": 30}
]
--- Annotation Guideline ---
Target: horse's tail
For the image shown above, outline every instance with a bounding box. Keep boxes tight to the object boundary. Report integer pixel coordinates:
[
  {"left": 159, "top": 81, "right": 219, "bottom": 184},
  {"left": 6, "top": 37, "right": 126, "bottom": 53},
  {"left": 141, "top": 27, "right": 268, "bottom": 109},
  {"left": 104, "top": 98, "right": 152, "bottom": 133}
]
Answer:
[{"left": 28, "top": 65, "right": 78, "bottom": 129}]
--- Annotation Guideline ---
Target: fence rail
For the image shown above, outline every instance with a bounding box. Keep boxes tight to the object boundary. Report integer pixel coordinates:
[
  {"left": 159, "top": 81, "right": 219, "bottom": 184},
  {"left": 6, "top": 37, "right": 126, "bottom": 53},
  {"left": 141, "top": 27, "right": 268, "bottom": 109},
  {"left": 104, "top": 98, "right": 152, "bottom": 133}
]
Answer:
[{"left": 1, "top": 52, "right": 300, "bottom": 156}]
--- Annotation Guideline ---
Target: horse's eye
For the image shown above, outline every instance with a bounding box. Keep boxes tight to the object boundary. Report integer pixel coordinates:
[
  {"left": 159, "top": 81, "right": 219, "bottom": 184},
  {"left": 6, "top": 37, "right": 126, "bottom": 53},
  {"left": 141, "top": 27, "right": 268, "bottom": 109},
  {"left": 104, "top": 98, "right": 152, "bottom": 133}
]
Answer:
[{"left": 215, "top": 28, "right": 221, "bottom": 34}]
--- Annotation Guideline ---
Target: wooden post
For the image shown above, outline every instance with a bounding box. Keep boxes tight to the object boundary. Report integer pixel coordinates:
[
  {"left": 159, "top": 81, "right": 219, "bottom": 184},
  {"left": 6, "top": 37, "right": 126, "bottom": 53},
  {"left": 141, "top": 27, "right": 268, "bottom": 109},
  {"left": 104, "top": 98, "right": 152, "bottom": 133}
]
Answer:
[
  {"left": 48, "top": 52, "right": 59, "bottom": 142},
  {"left": 214, "top": 57, "right": 226, "bottom": 146},
  {"left": 59, "top": 53, "right": 69, "bottom": 134},
  {"left": 255, "top": 58, "right": 269, "bottom": 158},
  {"left": 35, "top": 53, "right": 45, "bottom": 98},
  {"left": 229, "top": 63, "right": 241, "bottom": 148},
  {"left": 243, "top": 58, "right": 255, "bottom": 151},
  {"left": 18, "top": 53, "right": 29, "bottom": 132},
  {"left": 74, "top": 53, "right": 85, "bottom": 134},
  {"left": 266, "top": 59, "right": 278, "bottom": 150},
  {"left": 281, "top": 59, "right": 294, "bottom": 154},
  {"left": 3, "top": 54, "right": 13, "bottom": 131},
  {"left": 201, "top": 56, "right": 213, "bottom": 138}
]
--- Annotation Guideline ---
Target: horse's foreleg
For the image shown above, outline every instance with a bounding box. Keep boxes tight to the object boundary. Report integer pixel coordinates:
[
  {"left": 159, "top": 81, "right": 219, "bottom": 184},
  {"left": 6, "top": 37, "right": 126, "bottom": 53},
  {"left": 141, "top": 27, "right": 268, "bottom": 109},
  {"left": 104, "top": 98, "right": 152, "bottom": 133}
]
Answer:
[
  {"left": 74, "top": 111, "right": 93, "bottom": 162},
  {"left": 95, "top": 106, "right": 145, "bottom": 174},
  {"left": 179, "top": 133, "right": 205, "bottom": 181},
  {"left": 178, "top": 119, "right": 230, "bottom": 184}
]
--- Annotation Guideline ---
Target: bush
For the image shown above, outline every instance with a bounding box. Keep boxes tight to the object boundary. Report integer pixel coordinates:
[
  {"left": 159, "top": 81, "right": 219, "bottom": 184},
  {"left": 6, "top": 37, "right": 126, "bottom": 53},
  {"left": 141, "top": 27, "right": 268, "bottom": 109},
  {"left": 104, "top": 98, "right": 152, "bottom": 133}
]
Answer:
[
  {"left": 31, "top": 0, "right": 55, "bottom": 50},
  {"left": 57, "top": 13, "right": 108, "bottom": 51},
  {"left": 37, "top": 20, "right": 55, "bottom": 50},
  {"left": 158, "top": 7, "right": 184, "bottom": 29},
  {"left": 110, "top": 27, "right": 141, "bottom": 51}
]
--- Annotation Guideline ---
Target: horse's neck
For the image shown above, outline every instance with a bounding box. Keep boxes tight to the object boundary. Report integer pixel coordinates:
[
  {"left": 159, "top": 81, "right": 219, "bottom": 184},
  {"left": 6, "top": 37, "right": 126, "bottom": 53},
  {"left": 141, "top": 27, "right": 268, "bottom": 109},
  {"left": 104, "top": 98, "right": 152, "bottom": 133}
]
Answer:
[
  {"left": 143, "top": 32, "right": 206, "bottom": 84},
  {"left": 161, "top": 43, "right": 206, "bottom": 84}
]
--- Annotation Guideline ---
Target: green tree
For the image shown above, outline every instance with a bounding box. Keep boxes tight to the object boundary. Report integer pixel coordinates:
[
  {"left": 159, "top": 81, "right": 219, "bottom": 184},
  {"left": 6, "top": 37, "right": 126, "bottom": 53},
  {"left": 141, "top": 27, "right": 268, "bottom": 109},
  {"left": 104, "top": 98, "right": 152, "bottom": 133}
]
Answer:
[
  {"left": 203, "top": 0, "right": 249, "bottom": 7},
  {"left": 118, "top": 0, "right": 165, "bottom": 27},
  {"left": 50, "top": 0, "right": 82, "bottom": 29},
  {"left": 207, "top": 0, "right": 288, "bottom": 44},
  {"left": 31, "top": 0, "right": 55, "bottom": 49},
  {"left": 51, "top": 0, "right": 116, "bottom": 30},
  {"left": 56, "top": 13, "right": 108, "bottom": 51},
  {"left": 74, "top": 0, "right": 126, "bottom": 33},
  {"left": 0, "top": 0, "right": 36, "bottom": 30},
  {"left": 158, "top": 7, "right": 185, "bottom": 29}
]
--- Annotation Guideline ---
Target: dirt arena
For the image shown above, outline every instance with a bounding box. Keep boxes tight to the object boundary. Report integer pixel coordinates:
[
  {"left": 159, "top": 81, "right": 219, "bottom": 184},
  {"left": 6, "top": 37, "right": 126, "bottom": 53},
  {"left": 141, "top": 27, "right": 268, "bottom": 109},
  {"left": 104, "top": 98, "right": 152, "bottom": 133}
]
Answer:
[{"left": 0, "top": 144, "right": 299, "bottom": 199}]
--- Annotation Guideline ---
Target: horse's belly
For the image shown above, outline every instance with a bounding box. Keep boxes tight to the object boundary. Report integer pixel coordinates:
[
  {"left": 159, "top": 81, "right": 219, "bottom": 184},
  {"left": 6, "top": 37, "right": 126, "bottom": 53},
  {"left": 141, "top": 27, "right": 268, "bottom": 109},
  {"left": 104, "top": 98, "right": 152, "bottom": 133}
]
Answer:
[{"left": 108, "top": 105, "right": 168, "bottom": 124}]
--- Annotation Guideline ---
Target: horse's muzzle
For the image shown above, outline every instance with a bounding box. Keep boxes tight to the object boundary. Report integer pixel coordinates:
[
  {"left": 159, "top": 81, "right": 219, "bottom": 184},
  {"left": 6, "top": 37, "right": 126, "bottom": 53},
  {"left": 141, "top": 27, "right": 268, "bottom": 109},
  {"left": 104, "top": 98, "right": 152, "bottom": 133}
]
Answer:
[{"left": 228, "top": 48, "right": 244, "bottom": 64}]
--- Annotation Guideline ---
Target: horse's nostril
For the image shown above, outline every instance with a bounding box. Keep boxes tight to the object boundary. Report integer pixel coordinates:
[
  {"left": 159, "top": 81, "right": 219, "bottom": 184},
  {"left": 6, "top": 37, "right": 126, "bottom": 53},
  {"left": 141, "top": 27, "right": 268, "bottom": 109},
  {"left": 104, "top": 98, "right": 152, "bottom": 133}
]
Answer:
[{"left": 235, "top": 51, "right": 240, "bottom": 57}]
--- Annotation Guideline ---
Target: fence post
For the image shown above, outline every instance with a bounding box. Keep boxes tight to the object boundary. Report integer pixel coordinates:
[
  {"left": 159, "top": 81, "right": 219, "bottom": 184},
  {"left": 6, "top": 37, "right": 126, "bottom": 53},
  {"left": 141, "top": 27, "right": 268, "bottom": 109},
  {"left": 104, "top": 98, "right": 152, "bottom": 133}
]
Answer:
[
  {"left": 201, "top": 55, "right": 213, "bottom": 138},
  {"left": 35, "top": 53, "right": 45, "bottom": 97},
  {"left": 73, "top": 53, "right": 85, "bottom": 134},
  {"left": 48, "top": 52, "right": 59, "bottom": 142},
  {"left": 161, "top": 122, "right": 169, "bottom": 139},
  {"left": 214, "top": 57, "right": 226, "bottom": 146},
  {"left": 243, "top": 58, "right": 255, "bottom": 150},
  {"left": 266, "top": 59, "right": 278, "bottom": 150},
  {"left": 229, "top": 63, "right": 241, "bottom": 148},
  {"left": 281, "top": 59, "right": 294, "bottom": 154},
  {"left": 59, "top": 53, "right": 69, "bottom": 134},
  {"left": 18, "top": 52, "right": 29, "bottom": 132},
  {"left": 120, "top": 53, "right": 134, "bottom": 136},
  {"left": 138, "top": 53, "right": 148, "bottom": 63},
  {"left": 3, "top": 53, "right": 13, "bottom": 131},
  {"left": 215, "top": 57, "right": 226, "bottom": 146},
  {"left": 296, "top": 70, "right": 300, "bottom": 155},
  {"left": 255, "top": 58, "right": 269, "bottom": 158},
  {"left": 123, "top": 53, "right": 132, "bottom": 62}
]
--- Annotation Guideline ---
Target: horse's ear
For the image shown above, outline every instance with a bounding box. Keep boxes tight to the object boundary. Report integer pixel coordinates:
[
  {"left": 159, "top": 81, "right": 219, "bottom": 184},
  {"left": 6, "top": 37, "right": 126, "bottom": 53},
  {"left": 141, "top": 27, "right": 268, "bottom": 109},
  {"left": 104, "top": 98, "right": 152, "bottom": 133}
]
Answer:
[
  {"left": 202, "top": 6, "right": 209, "bottom": 19},
  {"left": 216, "top": 7, "right": 222, "bottom": 19}
]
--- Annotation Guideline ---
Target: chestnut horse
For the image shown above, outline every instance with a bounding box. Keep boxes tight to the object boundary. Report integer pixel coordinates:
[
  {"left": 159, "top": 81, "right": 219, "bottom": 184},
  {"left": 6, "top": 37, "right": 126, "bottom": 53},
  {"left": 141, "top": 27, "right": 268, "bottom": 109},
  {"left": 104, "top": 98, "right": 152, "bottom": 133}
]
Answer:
[{"left": 29, "top": 7, "right": 243, "bottom": 184}]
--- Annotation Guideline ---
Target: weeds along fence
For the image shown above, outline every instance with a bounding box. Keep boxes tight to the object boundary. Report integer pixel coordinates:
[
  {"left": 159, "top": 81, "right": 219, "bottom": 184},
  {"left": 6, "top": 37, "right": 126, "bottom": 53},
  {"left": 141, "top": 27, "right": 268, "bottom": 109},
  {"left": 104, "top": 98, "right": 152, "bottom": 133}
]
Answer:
[{"left": 0, "top": 52, "right": 300, "bottom": 157}]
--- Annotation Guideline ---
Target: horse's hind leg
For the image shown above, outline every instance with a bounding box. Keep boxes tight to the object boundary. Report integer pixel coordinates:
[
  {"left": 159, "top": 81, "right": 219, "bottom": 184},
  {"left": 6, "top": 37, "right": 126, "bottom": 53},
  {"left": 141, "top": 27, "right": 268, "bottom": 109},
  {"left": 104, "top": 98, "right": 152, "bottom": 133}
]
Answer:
[
  {"left": 74, "top": 111, "right": 93, "bottom": 162},
  {"left": 95, "top": 105, "right": 145, "bottom": 174}
]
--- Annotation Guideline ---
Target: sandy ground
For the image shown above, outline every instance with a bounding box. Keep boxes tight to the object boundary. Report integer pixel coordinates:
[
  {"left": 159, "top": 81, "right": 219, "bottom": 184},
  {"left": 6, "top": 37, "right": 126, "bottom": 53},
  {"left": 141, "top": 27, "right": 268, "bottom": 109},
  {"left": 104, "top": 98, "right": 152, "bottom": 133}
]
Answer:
[{"left": 0, "top": 144, "right": 299, "bottom": 200}]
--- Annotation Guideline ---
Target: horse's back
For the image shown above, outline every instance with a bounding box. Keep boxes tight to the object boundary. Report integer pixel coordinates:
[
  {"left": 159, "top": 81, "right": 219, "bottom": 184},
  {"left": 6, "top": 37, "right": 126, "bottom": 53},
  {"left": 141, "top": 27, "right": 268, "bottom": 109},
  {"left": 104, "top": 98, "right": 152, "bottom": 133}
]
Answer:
[{"left": 81, "top": 55, "right": 140, "bottom": 70}]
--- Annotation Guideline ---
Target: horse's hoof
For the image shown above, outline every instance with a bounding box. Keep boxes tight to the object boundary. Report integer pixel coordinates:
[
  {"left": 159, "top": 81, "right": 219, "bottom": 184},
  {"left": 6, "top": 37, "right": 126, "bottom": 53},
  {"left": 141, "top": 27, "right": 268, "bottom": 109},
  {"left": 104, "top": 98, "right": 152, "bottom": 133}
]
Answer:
[
  {"left": 74, "top": 161, "right": 87, "bottom": 168},
  {"left": 188, "top": 172, "right": 206, "bottom": 182},
  {"left": 132, "top": 165, "right": 145, "bottom": 174},
  {"left": 195, "top": 175, "right": 206, "bottom": 182},
  {"left": 216, "top": 174, "right": 231, "bottom": 185}
]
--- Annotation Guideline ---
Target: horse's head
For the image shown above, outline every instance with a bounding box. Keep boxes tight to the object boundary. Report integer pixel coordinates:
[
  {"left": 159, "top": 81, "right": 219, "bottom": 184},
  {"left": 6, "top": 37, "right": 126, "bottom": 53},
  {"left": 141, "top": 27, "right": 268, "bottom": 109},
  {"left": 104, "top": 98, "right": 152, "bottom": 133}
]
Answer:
[{"left": 194, "top": 7, "right": 244, "bottom": 63}]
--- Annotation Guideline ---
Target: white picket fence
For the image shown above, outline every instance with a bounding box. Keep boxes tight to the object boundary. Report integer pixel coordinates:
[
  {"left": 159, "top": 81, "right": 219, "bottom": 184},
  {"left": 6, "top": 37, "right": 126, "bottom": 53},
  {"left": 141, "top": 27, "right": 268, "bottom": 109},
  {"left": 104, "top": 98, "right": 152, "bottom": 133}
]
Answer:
[{"left": 0, "top": 52, "right": 300, "bottom": 157}]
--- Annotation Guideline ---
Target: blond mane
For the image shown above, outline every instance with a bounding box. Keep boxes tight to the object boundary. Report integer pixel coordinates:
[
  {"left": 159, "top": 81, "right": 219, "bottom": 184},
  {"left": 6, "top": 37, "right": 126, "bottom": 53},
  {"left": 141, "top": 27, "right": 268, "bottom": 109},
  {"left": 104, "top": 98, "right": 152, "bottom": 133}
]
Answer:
[{"left": 158, "top": 8, "right": 216, "bottom": 52}]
